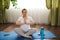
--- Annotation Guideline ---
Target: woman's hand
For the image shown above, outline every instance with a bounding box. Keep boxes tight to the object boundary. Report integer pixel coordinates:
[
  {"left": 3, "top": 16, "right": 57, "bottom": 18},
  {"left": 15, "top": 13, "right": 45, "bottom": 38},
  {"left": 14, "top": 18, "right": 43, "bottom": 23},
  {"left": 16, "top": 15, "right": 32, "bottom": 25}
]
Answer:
[{"left": 24, "top": 19, "right": 27, "bottom": 24}]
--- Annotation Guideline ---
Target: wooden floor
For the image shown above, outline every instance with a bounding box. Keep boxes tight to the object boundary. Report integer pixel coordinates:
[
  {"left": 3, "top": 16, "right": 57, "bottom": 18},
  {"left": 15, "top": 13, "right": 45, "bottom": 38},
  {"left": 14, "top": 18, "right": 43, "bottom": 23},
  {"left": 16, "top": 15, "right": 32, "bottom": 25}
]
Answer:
[{"left": 0, "top": 23, "right": 60, "bottom": 40}]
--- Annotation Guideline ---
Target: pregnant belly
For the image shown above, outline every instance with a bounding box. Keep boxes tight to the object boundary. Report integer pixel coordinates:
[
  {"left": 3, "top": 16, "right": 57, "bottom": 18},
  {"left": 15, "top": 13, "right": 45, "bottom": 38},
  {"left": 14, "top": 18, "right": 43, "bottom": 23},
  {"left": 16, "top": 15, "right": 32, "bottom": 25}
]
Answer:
[{"left": 20, "top": 24, "right": 31, "bottom": 32}]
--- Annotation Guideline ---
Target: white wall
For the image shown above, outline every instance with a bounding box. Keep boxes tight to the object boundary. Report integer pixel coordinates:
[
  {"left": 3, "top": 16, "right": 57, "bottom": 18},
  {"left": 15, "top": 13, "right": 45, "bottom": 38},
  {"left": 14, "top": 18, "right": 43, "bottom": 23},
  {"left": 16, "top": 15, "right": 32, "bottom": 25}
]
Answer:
[{"left": 6, "top": 0, "right": 50, "bottom": 24}]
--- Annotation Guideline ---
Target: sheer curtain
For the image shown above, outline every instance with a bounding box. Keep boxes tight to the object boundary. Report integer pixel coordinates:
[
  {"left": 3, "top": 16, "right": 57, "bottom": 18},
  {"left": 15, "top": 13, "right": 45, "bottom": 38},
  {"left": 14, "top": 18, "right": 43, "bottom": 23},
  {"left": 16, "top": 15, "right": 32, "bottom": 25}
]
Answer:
[{"left": 6, "top": 0, "right": 50, "bottom": 24}]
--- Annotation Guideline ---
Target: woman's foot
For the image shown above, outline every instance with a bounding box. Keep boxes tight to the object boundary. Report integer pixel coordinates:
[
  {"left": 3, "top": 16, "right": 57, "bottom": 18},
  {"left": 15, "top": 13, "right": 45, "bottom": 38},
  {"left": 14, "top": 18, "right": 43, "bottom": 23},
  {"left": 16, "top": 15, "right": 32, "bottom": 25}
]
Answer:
[
  {"left": 18, "top": 36, "right": 21, "bottom": 38},
  {"left": 25, "top": 36, "right": 32, "bottom": 38}
]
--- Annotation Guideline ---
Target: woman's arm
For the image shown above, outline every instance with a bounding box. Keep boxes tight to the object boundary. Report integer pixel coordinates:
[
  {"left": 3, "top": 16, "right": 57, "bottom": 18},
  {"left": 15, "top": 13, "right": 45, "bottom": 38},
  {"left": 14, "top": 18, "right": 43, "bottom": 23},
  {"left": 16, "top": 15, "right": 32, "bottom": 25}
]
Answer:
[
  {"left": 16, "top": 21, "right": 21, "bottom": 26},
  {"left": 30, "top": 20, "right": 34, "bottom": 25},
  {"left": 24, "top": 19, "right": 34, "bottom": 25},
  {"left": 16, "top": 21, "right": 24, "bottom": 26},
  {"left": 26, "top": 17, "right": 35, "bottom": 25}
]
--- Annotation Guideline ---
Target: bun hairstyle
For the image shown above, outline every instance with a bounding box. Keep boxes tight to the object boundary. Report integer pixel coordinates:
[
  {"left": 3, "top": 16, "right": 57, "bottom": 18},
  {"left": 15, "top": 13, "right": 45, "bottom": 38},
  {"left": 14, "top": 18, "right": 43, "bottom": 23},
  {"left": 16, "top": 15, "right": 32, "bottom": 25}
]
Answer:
[{"left": 22, "top": 9, "right": 27, "bottom": 13}]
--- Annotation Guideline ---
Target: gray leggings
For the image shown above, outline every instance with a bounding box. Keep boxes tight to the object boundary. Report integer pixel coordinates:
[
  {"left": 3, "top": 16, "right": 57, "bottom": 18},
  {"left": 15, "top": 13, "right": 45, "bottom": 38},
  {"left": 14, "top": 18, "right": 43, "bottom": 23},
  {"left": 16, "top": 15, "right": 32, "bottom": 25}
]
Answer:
[{"left": 14, "top": 28, "right": 36, "bottom": 37}]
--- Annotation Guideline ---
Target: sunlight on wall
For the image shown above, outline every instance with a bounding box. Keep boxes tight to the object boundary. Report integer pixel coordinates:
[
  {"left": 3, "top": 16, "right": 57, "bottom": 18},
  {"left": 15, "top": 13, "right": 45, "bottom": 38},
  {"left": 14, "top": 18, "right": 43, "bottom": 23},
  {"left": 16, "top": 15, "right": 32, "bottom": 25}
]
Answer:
[
  {"left": 10, "top": 0, "right": 47, "bottom": 9},
  {"left": 6, "top": 0, "right": 50, "bottom": 24},
  {"left": 17, "top": 0, "right": 46, "bottom": 9}
]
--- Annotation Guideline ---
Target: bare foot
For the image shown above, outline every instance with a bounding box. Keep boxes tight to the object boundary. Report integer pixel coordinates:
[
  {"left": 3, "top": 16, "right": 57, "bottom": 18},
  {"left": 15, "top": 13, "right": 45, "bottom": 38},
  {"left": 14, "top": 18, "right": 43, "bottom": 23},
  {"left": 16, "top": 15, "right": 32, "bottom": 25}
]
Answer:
[
  {"left": 25, "top": 36, "right": 32, "bottom": 38},
  {"left": 18, "top": 36, "right": 22, "bottom": 38}
]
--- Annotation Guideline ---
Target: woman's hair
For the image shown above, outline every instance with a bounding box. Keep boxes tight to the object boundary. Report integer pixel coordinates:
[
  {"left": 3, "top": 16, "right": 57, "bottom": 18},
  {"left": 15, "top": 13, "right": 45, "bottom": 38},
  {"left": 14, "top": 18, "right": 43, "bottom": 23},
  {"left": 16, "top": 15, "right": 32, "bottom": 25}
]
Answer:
[{"left": 22, "top": 9, "right": 27, "bottom": 12}]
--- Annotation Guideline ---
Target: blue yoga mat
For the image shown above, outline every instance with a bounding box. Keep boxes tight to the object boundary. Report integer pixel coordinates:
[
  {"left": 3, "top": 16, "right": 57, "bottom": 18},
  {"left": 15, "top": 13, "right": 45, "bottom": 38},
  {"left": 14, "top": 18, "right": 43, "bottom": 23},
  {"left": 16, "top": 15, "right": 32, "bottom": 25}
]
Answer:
[
  {"left": 0, "top": 31, "right": 31, "bottom": 40},
  {"left": 0, "top": 30, "right": 56, "bottom": 40},
  {"left": 32, "top": 30, "right": 56, "bottom": 39}
]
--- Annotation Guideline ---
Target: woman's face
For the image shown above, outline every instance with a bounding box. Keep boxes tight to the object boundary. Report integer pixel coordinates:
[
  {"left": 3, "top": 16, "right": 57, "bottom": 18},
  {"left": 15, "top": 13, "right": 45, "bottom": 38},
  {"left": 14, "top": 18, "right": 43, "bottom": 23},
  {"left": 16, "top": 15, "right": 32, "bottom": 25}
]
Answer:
[{"left": 22, "top": 10, "right": 27, "bottom": 16}]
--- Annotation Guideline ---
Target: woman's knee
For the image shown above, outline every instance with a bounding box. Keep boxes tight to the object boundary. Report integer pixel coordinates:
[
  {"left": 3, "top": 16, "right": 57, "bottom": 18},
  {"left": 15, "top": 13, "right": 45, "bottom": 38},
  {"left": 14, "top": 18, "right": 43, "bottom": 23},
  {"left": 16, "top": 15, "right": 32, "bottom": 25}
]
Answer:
[
  {"left": 30, "top": 28, "right": 36, "bottom": 33},
  {"left": 14, "top": 28, "right": 21, "bottom": 32}
]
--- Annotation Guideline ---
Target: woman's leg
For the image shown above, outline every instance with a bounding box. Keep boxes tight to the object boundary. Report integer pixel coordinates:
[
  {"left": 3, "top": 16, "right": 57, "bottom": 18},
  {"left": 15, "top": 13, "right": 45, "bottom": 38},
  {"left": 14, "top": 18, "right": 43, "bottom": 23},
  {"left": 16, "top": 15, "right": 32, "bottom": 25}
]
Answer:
[
  {"left": 25, "top": 28, "right": 36, "bottom": 36},
  {"left": 14, "top": 28, "right": 26, "bottom": 37}
]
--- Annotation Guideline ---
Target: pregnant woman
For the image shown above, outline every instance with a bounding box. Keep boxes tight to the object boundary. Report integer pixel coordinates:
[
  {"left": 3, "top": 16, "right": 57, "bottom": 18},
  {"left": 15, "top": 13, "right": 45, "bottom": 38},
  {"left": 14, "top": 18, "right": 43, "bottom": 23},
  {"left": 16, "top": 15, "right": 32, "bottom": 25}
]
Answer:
[{"left": 15, "top": 9, "right": 36, "bottom": 38}]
